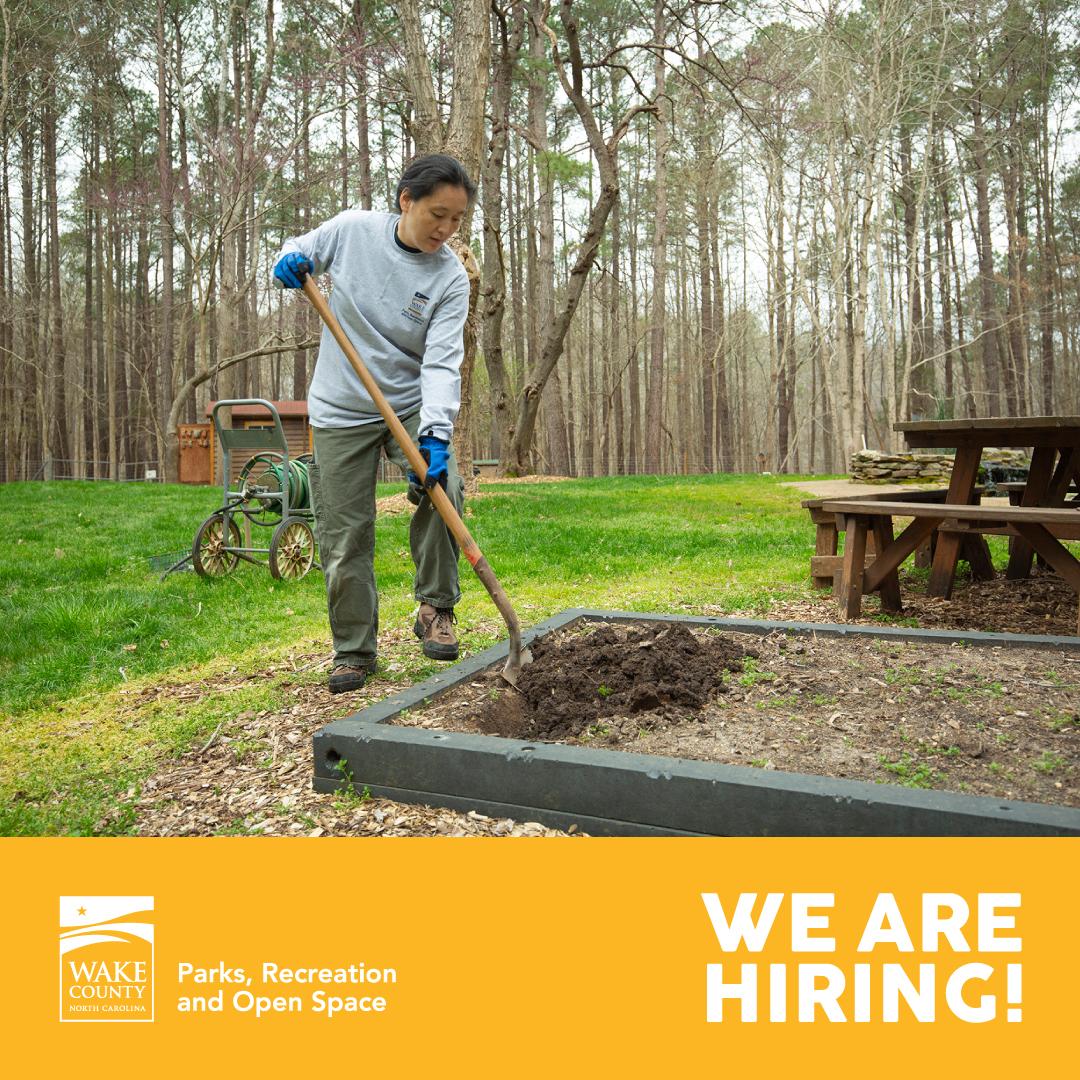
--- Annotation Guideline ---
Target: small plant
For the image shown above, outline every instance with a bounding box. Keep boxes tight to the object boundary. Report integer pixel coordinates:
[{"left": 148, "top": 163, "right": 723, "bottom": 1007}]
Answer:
[
  {"left": 884, "top": 665, "right": 918, "bottom": 687},
  {"left": 923, "top": 743, "right": 961, "bottom": 758},
  {"left": 585, "top": 721, "right": 611, "bottom": 739},
  {"left": 1048, "top": 712, "right": 1078, "bottom": 733},
  {"left": 597, "top": 684, "right": 613, "bottom": 698},
  {"left": 230, "top": 738, "right": 261, "bottom": 763},
  {"left": 1032, "top": 751, "right": 1066, "bottom": 775},
  {"left": 878, "top": 752, "right": 939, "bottom": 789},
  {"left": 331, "top": 759, "right": 372, "bottom": 810},
  {"left": 755, "top": 693, "right": 797, "bottom": 710},
  {"left": 749, "top": 757, "right": 768, "bottom": 768},
  {"left": 214, "top": 817, "right": 252, "bottom": 836},
  {"left": 738, "top": 657, "right": 774, "bottom": 687}
]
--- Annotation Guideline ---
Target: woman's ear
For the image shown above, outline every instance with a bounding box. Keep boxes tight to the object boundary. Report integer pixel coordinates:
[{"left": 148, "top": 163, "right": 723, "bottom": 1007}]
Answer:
[{"left": 399, "top": 190, "right": 413, "bottom": 214}]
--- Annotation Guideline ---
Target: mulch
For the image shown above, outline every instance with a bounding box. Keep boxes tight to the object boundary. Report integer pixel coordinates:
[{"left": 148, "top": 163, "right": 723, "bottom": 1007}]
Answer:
[{"left": 100, "top": 625, "right": 570, "bottom": 838}]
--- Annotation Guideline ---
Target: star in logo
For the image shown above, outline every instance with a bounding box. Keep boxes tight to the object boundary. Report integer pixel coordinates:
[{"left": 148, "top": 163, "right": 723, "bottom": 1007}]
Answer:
[{"left": 77, "top": 906, "right": 87, "bottom": 916}]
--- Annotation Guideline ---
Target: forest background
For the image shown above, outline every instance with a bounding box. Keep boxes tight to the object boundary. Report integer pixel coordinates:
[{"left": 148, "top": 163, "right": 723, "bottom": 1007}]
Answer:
[{"left": 1, "top": 0, "right": 1078, "bottom": 483}]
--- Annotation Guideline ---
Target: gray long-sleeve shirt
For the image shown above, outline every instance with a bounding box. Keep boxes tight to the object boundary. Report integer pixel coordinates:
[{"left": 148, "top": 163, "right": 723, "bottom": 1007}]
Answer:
[{"left": 276, "top": 209, "right": 470, "bottom": 441}]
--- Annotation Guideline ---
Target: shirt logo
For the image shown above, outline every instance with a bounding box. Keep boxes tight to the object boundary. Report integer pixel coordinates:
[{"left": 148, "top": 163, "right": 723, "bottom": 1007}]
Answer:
[{"left": 402, "top": 291, "right": 430, "bottom": 325}]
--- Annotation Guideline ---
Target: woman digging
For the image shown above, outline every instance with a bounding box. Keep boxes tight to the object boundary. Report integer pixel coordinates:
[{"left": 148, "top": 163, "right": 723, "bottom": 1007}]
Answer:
[{"left": 272, "top": 154, "right": 475, "bottom": 694}]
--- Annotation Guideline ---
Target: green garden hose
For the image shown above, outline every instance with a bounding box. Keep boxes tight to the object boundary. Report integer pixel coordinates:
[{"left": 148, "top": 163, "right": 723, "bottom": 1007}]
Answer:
[{"left": 239, "top": 454, "right": 312, "bottom": 512}]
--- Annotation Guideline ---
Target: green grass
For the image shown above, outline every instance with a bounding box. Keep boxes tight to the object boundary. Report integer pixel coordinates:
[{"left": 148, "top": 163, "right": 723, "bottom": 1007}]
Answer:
[{"left": 0, "top": 473, "right": 819, "bottom": 834}]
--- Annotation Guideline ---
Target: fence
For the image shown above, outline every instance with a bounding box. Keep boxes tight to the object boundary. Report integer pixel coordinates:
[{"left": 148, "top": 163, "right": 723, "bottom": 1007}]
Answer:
[
  {"left": 1, "top": 453, "right": 775, "bottom": 485},
  {"left": 0, "top": 456, "right": 412, "bottom": 485},
  {"left": 0, "top": 459, "right": 164, "bottom": 483}
]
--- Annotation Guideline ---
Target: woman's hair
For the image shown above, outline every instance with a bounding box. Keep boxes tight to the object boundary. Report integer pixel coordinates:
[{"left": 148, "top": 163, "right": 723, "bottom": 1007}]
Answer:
[{"left": 395, "top": 153, "right": 477, "bottom": 209}]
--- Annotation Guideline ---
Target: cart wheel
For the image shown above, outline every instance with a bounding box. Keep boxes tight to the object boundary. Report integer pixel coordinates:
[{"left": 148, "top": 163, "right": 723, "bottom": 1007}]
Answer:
[
  {"left": 192, "top": 514, "right": 242, "bottom": 577},
  {"left": 269, "top": 517, "right": 315, "bottom": 580}
]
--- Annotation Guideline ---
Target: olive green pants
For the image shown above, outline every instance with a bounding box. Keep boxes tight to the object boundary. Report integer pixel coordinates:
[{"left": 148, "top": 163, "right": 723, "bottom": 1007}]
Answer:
[{"left": 309, "top": 413, "right": 464, "bottom": 669}]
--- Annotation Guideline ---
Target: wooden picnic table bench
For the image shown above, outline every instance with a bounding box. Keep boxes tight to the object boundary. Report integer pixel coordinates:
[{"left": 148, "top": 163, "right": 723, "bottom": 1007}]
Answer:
[
  {"left": 820, "top": 499, "right": 1080, "bottom": 634},
  {"left": 802, "top": 488, "right": 985, "bottom": 589}
]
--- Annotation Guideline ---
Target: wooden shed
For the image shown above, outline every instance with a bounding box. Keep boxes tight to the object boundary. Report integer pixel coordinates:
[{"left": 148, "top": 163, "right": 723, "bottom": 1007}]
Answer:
[{"left": 205, "top": 400, "right": 312, "bottom": 487}]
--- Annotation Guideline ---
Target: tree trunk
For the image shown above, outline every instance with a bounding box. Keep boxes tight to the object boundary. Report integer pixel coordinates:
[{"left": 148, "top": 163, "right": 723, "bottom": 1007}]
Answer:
[
  {"left": 480, "top": 4, "right": 525, "bottom": 463},
  {"left": 44, "top": 99, "right": 70, "bottom": 467},
  {"left": 506, "top": 0, "right": 653, "bottom": 473},
  {"left": 643, "top": 0, "right": 667, "bottom": 474},
  {"left": 352, "top": 1, "right": 372, "bottom": 210},
  {"left": 157, "top": 0, "right": 177, "bottom": 478},
  {"left": 697, "top": 157, "right": 714, "bottom": 473},
  {"left": 971, "top": 93, "right": 1003, "bottom": 415},
  {"left": 20, "top": 123, "right": 41, "bottom": 469}
]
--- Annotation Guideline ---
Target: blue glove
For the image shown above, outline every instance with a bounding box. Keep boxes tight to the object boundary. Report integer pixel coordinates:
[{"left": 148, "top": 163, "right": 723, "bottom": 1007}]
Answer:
[
  {"left": 273, "top": 251, "right": 312, "bottom": 288},
  {"left": 408, "top": 435, "right": 450, "bottom": 492}
]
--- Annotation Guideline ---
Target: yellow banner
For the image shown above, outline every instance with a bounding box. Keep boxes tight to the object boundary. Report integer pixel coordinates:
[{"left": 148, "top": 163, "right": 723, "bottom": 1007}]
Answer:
[{"left": 2, "top": 838, "right": 1076, "bottom": 1076}]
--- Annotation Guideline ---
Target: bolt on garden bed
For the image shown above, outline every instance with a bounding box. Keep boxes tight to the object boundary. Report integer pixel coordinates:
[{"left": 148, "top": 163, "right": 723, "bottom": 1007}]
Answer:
[{"left": 312, "top": 610, "right": 1080, "bottom": 837}]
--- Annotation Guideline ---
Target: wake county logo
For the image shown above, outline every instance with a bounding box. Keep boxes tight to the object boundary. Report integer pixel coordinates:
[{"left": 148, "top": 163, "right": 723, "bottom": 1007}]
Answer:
[
  {"left": 401, "top": 290, "right": 430, "bottom": 325},
  {"left": 59, "top": 896, "right": 154, "bottom": 1022}
]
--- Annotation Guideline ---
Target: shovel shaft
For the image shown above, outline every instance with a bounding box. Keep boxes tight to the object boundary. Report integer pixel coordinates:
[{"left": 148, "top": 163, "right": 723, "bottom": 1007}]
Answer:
[{"left": 302, "top": 277, "right": 525, "bottom": 677}]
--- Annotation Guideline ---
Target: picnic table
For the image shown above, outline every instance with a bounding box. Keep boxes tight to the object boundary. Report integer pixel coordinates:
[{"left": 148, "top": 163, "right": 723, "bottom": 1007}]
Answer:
[{"left": 895, "top": 416, "right": 1080, "bottom": 597}]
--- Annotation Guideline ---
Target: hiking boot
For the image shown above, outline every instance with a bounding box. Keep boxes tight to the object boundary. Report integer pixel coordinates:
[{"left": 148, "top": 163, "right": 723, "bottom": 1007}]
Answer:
[
  {"left": 413, "top": 603, "right": 459, "bottom": 661},
  {"left": 328, "top": 664, "right": 371, "bottom": 694}
]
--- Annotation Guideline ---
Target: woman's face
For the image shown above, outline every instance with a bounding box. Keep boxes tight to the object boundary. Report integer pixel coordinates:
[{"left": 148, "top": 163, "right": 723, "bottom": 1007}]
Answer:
[{"left": 397, "top": 183, "right": 469, "bottom": 252}]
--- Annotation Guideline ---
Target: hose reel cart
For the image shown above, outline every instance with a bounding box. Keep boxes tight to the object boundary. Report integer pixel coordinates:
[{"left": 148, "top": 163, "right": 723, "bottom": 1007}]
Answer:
[{"left": 189, "top": 398, "right": 318, "bottom": 580}]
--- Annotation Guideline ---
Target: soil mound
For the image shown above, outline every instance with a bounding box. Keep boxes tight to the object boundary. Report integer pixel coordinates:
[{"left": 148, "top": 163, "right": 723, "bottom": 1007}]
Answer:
[{"left": 480, "top": 623, "right": 753, "bottom": 741}]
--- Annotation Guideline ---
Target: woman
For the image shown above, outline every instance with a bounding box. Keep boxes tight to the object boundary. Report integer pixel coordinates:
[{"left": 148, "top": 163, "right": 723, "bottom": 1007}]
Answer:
[{"left": 272, "top": 154, "right": 475, "bottom": 694}]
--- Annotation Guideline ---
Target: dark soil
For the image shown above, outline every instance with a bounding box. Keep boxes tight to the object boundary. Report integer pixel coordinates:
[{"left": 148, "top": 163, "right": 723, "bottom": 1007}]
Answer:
[
  {"left": 476, "top": 623, "right": 750, "bottom": 741},
  {"left": 396, "top": 621, "right": 1080, "bottom": 808}
]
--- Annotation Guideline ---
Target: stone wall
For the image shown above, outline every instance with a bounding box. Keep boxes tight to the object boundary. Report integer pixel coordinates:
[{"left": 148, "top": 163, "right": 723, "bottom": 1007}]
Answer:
[{"left": 850, "top": 448, "right": 1030, "bottom": 483}]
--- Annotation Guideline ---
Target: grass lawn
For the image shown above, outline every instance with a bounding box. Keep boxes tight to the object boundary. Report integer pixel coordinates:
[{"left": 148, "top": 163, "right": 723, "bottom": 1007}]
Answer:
[{"left": 0, "top": 474, "right": 822, "bottom": 834}]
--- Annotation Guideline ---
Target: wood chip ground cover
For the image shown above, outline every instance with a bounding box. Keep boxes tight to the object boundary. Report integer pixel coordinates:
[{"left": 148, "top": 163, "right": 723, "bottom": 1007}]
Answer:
[
  {"left": 397, "top": 621, "right": 1079, "bottom": 808},
  {"left": 99, "top": 625, "right": 571, "bottom": 838}
]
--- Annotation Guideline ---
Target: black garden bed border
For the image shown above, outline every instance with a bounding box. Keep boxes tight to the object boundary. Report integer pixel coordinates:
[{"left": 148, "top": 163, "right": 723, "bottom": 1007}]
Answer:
[{"left": 312, "top": 610, "right": 1080, "bottom": 837}]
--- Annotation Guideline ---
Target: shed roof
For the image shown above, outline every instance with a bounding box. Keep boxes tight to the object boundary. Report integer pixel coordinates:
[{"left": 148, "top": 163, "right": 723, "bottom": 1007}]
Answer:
[{"left": 206, "top": 400, "right": 308, "bottom": 420}]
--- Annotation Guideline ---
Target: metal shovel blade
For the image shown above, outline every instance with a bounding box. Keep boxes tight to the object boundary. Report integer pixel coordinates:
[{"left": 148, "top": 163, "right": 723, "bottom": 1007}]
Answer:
[{"left": 501, "top": 642, "right": 534, "bottom": 689}]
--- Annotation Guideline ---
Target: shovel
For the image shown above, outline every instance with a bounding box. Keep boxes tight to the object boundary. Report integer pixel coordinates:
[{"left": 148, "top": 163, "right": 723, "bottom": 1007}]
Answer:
[{"left": 302, "top": 277, "right": 531, "bottom": 686}]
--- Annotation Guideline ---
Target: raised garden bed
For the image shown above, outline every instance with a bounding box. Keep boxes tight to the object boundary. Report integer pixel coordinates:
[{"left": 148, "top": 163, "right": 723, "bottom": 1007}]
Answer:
[{"left": 312, "top": 610, "right": 1080, "bottom": 837}]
